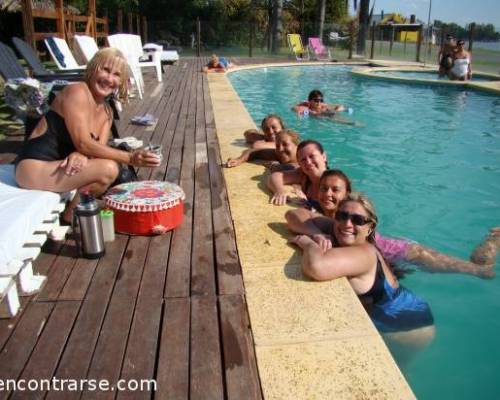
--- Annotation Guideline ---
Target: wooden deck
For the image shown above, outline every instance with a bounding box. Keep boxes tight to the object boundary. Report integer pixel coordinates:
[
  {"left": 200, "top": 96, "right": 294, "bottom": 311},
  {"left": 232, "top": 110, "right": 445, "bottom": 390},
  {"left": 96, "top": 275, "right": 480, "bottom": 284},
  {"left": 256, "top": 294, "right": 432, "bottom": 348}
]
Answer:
[{"left": 0, "top": 57, "right": 287, "bottom": 399}]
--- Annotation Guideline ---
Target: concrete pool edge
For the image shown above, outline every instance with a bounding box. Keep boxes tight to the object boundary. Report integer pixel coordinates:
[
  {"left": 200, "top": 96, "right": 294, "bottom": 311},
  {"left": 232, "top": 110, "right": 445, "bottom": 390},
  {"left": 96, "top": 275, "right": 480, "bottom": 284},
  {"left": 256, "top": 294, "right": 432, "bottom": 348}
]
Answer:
[
  {"left": 351, "top": 65, "right": 500, "bottom": 95},
  {"left": 208, "top": 65, "right": 416, "bottom": 399}
]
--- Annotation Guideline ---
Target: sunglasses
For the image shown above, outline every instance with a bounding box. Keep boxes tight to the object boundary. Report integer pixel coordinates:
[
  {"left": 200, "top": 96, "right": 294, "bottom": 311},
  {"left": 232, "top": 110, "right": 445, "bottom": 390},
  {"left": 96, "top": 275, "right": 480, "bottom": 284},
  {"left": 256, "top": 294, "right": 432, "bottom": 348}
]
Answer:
[
  {"left": 335, "top": 211, "right": 372, "bottom": 226},
  {"left": 311, "top": 98, "right": 324, "bottom": 103}
]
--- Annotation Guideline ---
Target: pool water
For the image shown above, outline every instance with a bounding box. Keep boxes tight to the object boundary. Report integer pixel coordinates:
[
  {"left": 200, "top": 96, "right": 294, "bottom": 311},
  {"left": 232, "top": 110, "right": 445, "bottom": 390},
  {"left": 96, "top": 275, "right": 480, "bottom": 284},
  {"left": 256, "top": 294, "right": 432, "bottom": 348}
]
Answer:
[
  {"left": 229, "top": 65, "right": 500, "bottom": 400},
  {"left": 373, "top": 70, "right": 498, "bottom": 82}
]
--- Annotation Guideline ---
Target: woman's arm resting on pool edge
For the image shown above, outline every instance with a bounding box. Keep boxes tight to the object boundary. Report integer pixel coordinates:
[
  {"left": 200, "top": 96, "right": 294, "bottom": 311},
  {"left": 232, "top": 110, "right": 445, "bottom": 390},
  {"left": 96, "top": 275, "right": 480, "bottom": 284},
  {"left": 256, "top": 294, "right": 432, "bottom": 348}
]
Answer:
[
  {"left": 285, "top": 208, "right": 333, "bottom": 251},
  {"left": 291, "top": 235, "right": 375, "bottom": 281},
  {"left": 267, "top": 168, "right": 302, "bottom": 205}
]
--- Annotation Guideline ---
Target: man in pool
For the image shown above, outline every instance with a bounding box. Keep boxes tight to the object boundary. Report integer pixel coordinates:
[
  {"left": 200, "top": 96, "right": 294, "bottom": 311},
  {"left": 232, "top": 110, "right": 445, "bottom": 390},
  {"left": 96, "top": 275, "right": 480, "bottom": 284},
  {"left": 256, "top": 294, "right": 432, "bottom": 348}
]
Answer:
[{"left": 438, "top": 34, "right": 456, "bottom": 77}]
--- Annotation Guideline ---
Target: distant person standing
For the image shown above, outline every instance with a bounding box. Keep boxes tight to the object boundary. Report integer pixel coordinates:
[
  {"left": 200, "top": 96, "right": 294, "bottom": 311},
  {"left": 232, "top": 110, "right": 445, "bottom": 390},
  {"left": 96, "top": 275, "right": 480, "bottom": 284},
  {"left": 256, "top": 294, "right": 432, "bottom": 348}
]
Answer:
[
  {"left": 438, "top": 34, "right": 456, "bottom": 77},
  {"left": 449, "top": 39, "right": 472, "bottom": 81}
]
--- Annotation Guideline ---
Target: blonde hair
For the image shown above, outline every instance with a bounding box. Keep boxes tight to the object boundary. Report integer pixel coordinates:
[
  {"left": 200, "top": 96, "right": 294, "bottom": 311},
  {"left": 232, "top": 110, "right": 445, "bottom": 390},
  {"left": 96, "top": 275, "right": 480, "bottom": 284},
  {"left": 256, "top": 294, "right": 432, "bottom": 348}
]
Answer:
[
  {"left": 276, "top": 129, "right": 301, "bottom": 145},
  {"left": 85, "top": 48, "right": 129, "bottom": 102},
  {"left": 337, "top": 192, "right": 378, "bottom": 243}
]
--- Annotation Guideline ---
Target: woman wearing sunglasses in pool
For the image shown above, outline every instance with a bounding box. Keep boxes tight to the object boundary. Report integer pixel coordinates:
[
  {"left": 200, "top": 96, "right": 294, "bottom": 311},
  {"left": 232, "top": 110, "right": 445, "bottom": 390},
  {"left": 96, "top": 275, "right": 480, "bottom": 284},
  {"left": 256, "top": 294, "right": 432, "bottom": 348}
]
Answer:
[
  {"left": 292, "top": 89, "right": 358, "bottom": 125},
  {"left": 290, "top": 192, "right": 436, "bottom": 356},
  {"left": 285, "top": 169, "right": 500, "bottom": 279}
]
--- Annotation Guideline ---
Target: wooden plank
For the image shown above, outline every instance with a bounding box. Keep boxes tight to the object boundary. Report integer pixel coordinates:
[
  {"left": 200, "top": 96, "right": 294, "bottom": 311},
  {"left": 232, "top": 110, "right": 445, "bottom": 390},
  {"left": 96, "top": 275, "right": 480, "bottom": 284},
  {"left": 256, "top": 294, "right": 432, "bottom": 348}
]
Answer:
[
  {"left": 203, "top": 73, "right": 244, "bottom": 295},
  {"left": 11, "top": 301, "right": 80, "bottom": 400},
  {"left": 36, "top": 238, "right": 79, "bottom": 301},
  {"left": 116, "top": 234, "right": 170, "bottom": 400},
  {"left": 0, "top": 297, "right": 30, "bottom": 351},
  {"left": 220, "top": 295, "right": 262, "bottom": 400},
  {"left": 0, "top": 302, "right": 54, "bottom": 400},
  {"left": 81, "top": 236, "right": 150, "bottom": 400},
  {"left": 155, "top": 298, "right": 190, "bottom": 399},
  {"left": 191, "top": 62, "right": 216, "bottom": 297},
  {"left": 164, "top": 60, "right": 197, "bottom": 298},
  {"left": 46, "top": 236, "right": 128, "bottom": 400},
  {"left": 190, "top": 295, "right": 223, "bottom": 400},
  {"left": 33, "top": 238, "right": 65, "bottom": 277},
  {"left": 58, "top": 257, "right": 98, "bottom": 301}
]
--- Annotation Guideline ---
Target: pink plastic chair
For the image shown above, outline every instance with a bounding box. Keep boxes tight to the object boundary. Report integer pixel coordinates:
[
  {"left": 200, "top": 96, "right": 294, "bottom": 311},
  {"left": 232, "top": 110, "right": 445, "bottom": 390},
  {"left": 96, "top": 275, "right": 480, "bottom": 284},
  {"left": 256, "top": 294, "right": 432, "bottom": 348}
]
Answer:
[{"left": 308, "top": 37, "right": 331, "bottom": 61}]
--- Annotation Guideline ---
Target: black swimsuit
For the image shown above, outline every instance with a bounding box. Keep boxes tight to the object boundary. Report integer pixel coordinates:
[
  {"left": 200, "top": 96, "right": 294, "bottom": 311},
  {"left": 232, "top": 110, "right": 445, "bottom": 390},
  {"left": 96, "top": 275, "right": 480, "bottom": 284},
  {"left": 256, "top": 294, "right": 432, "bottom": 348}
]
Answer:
[{"left": 15, "top": 110, "right": 76, "bottom": 164}]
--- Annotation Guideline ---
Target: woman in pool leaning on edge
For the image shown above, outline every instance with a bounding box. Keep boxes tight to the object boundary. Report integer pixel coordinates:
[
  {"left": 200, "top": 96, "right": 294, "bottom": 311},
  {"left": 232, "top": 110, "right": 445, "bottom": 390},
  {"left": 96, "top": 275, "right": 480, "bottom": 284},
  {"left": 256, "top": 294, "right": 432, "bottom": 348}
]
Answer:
[
  {"left": 227, "top": 129, "right": 300, "bottom": 170},
  {"left": 290, "top": 192, "right": 436, "bottom": 354},
  {"left": 285, "top": 169, "right": 500, "bottom": 278}
]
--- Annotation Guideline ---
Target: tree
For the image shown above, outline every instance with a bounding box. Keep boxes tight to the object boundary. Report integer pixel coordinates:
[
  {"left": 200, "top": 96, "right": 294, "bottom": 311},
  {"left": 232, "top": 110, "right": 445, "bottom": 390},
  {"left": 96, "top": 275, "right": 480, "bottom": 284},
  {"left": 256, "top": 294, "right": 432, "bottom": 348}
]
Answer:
[
  {"left": 316, "top": 0, "right": 326, "bottom": 38},
  {"left": 355, "top": 0, "right": 369, "bottom": 55},
  {"left": 271, "top": 0, "right": 283, "bottom": 53}
]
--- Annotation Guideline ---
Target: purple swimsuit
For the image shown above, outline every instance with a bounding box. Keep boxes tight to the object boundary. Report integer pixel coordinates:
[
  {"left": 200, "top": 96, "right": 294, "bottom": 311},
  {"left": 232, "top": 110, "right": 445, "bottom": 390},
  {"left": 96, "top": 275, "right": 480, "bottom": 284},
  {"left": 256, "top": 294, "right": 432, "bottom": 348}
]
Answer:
[{"left": 375, "top": 233, "right": 413, "bottom": 263}]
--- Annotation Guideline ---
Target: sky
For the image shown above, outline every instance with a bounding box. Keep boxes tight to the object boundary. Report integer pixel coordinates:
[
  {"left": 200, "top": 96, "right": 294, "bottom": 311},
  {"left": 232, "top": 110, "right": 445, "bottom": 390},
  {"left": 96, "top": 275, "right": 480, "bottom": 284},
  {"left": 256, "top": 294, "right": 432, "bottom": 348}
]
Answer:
[{"left": 350, "top": 0, "right": 500, "bottom": 28}]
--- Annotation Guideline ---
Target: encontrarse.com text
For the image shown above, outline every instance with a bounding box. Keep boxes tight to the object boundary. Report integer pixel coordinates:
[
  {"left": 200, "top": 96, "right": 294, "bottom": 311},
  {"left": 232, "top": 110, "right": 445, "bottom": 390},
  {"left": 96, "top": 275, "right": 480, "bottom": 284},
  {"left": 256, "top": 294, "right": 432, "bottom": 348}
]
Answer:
[{"left": 0, "top": 378, "right": 157, "bottom": 392}]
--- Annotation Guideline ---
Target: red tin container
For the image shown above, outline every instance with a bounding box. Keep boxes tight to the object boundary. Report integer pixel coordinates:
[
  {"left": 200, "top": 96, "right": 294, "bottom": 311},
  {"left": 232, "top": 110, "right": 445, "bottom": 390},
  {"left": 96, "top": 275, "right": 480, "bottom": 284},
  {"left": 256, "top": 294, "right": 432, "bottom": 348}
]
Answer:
[{"left": 104, "top": 181, "right": 185, "bottom": 235}]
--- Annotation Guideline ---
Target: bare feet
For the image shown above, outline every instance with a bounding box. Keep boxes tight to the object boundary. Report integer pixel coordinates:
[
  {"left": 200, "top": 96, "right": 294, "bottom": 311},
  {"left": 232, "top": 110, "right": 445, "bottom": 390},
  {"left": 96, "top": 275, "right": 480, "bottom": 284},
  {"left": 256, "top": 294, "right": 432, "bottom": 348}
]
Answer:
[
  {"left": 470, "top": 227, "right": 500, "bottom": 266},
  {"left": 473, "top": 265, "right": 496, "bottom": 280}
]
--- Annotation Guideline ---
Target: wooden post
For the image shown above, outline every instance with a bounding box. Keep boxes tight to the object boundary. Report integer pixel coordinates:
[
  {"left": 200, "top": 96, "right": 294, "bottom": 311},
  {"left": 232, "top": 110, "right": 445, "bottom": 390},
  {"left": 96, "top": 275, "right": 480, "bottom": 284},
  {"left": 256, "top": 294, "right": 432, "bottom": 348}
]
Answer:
[
  {"left": 389, "top": 25, "right": 394, "bottom": 55},
  {"left": 142, "top": 17, "right": 148, "bottom": 43},
  {"left": 88, "top": 0, "right": 97, "bottom": 39},
  {"left": 128, "top": 13, "right": 133, "bottom": 33},
  {"left": 468, "top": 22, "right": 475, "bottom": 51},
  {"left": 136, "top": 14, "right": 141, "bottom": 37},
  {"left": 21, "top": 0, "right": 35, "bottom": 48},
  {"left": 249, "top": 16, "right": 255, "bottom": 57},
  {"left": 370, "top": 22, "right": 375, "bottom": 59},
  {"left": 117, "top": 9, "right": 123, "bottom": 32},
  {"left": 348, "top": 20, "right": 355, "bottom": 59},
  {"left": 416, "top": 24, "right": 423, "bottom": 62},
  {"left": 196, "top": 17, "right": 201, "bottom": 57},
  {"left": 55, "top": 0, "right": 65, "bottom": 39}
]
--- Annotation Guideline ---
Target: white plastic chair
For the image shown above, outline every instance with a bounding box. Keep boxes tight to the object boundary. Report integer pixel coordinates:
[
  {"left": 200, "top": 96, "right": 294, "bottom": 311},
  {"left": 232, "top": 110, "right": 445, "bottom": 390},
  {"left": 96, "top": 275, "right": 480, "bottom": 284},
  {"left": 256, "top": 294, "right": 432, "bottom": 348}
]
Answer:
[
  {"left": 44, "top": 37, "right": 86, "bottom": 71},
  {"left": 143, "top": 43, "right": 179, "bottom": 63},
  {"left": 108, "top": 34, "right": 162, "bottom": 98},
  {"left": 73, "top": 34, "right": 99, "bottom": 63}
]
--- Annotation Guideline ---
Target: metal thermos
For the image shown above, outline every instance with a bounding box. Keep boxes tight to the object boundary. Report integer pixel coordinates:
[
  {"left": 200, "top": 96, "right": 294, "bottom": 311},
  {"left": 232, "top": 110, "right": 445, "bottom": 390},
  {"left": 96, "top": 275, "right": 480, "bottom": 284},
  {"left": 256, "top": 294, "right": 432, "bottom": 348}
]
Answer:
[{"left": 74, "top": 193, "right": 105, "bottom": 259}]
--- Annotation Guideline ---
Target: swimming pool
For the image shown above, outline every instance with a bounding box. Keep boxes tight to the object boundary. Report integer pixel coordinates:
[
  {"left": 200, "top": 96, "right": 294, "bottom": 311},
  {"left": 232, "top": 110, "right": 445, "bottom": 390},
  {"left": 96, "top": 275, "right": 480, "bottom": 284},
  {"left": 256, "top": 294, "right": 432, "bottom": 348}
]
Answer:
[
  {"left": 229, "top": 65, "right": 500, "bottom": 400},
  {"left": 371, "top": 70, "right": 499, "bottom": 82}
]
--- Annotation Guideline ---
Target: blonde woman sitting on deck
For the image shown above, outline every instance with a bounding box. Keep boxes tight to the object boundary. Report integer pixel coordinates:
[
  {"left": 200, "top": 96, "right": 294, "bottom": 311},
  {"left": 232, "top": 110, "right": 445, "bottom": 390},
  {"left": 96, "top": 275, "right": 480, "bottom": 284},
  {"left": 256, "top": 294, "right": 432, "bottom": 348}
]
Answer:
[{"left": 15, "top": 48, "right": 161, "bottom": 225}]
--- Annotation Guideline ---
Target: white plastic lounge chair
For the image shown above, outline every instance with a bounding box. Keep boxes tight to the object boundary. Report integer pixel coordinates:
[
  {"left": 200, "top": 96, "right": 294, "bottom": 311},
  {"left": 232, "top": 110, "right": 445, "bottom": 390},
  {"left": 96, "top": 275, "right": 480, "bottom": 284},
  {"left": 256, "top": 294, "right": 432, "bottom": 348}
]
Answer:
[
  {"left": 73, "top": 34, "right": 99, "bottom": 63},
  {"left": 143, "top": 43, "right": 179, "bottom": 64},
  {"left": 44, "top": 36, "right": 86, "bottom": 71},
  {"left": 308, "top": 37, "right": 331, "bottom": 61},
  {"left": 287, "top": 33, "right": 310, "bottom": 61},
  {"left": 0, "top": 164, "right": 72, "bottom": 317},
  {"left": 108, "top": 34, "right": 163, "bottom": 99},
  {"left": 329, "top": 32, "right": 349, "bottom": 41}
]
